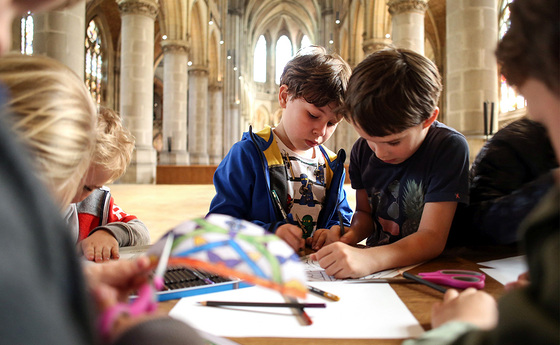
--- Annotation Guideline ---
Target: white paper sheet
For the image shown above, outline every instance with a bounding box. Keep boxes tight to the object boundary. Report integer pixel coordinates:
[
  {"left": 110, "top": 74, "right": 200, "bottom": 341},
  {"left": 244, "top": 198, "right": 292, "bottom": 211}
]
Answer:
[
  {"left": 169, "top": 282, "right": 424, "bottom": 339},
  {"left": 478, "top": 255, "right": 527, "bottom": 285}
]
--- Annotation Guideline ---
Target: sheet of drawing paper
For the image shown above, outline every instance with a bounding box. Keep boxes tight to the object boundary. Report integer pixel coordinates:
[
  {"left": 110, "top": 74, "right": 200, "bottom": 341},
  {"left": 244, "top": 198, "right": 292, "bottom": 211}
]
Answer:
[
  {"left": 169, "top": 281, "right": 424, "bottom": 339},
  {"left": 478, "top": 255, "right": 527, "bottom": 285}
]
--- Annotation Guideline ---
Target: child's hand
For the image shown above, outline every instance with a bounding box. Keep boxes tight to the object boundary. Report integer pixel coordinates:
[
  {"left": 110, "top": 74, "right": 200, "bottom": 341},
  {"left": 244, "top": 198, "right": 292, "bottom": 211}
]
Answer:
[
  {"left": 80, "top": 230, "right": 120, "bottom": 262},
  {"left": 310, "top": 226, "right": 360, "bottom": 250},
  {"left": 84, "top": 256, "right": 153, "bottom": 304},
  {"left": 92, "top": 282, "right": 164, "bottom": 342},
  {"left": 310, "top": 242, "right": 375, "bottom": 278},
  {"left": 505, "top": 271, "right": 530, "bottom": 291},
  {"left": 276, "top": 224, "right": 305, "bottom": 254},
  {"left": 85, "top": 257, "right": 160, "bottom": 341},
  {"left": 431, "top": 288, "right": 498, "bottom": 329},
  {"left": 309, "top": 227, "right": 341, "bottom": 250}
]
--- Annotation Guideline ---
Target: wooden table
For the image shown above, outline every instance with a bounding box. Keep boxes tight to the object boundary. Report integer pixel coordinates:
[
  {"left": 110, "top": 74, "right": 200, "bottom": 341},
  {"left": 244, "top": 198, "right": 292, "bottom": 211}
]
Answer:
[{"left": 158, "top": 245, "right": 519, "bottom": 345}]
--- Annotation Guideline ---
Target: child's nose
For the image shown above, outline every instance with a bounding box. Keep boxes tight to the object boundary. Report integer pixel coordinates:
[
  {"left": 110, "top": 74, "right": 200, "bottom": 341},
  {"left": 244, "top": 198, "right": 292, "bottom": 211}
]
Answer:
[{"left": 313, "top": 123, "right": 327, "bottom": 137}]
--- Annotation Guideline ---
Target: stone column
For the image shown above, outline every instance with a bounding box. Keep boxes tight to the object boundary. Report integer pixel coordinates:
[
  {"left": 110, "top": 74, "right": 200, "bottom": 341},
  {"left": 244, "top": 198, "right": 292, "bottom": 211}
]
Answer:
[
  {"left": 321, "top": 5, "right": 334, "bottom": 48},
  {"left": 32, "top": 1, "right": 86, "bottom": 78},
  {"left": 117, "top": 0, "right": 158, "bottom": 183},
  {"left": 387, "top": 0, "right": 428, "bottom": 54},
  {"left": 159, "top": 40, "right": 190, "bottom": 165},
  {"left": 188, "top": 67, "right": 209, "bottom": 164},
  {"left": 362, "top": 1, "right": 392, "bottom": 56},
  {"left": 446, "top": 0, "right": 498, "bottom": 161},
  {"left": 208, "top": 84, "right": 224, "bottom": 164}
]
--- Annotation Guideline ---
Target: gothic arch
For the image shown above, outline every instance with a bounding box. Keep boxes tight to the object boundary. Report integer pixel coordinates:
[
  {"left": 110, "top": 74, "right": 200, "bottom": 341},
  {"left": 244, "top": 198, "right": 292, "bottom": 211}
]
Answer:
[
  {"left": 189, "top": 1, "right": 207, "bottom": 66},
  {"left": 252, "top": 104, "right": 272, "bottom": 132},
  {"left": 208, "top": 28, "right": 222, "bottom": 83}
]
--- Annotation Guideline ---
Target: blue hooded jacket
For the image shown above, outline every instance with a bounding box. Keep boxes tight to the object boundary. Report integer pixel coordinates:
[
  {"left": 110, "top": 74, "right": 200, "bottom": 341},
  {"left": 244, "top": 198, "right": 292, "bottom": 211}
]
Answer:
[{"left": 208, "top": 126, "right": 353, "bottom": 233}]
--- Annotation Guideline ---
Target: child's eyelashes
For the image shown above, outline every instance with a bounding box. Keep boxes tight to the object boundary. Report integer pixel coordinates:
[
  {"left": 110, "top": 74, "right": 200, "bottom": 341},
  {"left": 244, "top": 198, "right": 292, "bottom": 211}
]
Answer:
[{"left": 84, "top": 186, "right": 93, "bottom": 192}]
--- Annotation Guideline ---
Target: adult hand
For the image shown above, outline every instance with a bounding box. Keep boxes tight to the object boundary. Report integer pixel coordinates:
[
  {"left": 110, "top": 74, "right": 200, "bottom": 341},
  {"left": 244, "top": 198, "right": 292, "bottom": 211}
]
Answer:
[
  {"left": 431, "top": 288, "right": 498, "bottom": 329},
  {"left": 80, "top": 230, "right": 119, "bottom": 262}
]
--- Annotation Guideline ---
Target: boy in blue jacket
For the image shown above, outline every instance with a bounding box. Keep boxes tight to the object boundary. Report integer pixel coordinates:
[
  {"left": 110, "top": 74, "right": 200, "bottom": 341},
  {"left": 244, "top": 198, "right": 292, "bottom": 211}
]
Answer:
[{"left": 209, "top": 45, "right": 353, "bottom": 253}]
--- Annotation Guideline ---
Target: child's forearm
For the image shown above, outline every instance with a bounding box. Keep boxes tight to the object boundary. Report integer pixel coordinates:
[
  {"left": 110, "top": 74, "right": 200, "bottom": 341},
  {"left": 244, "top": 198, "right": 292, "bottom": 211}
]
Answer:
[
  {"left": 348, "top": 210, "right": 374, "bottom": 243},
  {"left": 367, "top": 230, "right": 447, "bottom": 272}
]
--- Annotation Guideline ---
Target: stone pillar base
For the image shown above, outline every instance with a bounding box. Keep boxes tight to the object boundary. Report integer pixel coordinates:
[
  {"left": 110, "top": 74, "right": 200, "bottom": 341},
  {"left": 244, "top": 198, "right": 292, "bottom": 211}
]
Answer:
[
  {"left": 120, "top": 146, "right": 157, "bottom": 183},
  {"left": 189, "top": 152, "right": 210, "bottom": 165},
  {"left": 159, "top": 151, "right": 190, "bottom": 165},
  {"left": 209, "top": 154, "right": 223, "bottom": 165}
]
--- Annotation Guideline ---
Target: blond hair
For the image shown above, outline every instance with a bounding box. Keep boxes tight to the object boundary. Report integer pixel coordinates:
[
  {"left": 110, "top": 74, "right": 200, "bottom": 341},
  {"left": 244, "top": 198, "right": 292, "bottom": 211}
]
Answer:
[
  {"left": 95, "top": 106, "right": 135, "bottom": 183},
  {"left": 0, "top": 53, "right": 96, "bottom": 207}
]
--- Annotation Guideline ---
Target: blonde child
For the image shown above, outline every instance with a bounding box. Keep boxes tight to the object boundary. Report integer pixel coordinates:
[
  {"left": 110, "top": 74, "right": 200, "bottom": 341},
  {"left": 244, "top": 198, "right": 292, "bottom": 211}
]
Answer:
[
  {"left": 0, "top": 51, "right": 202, "bottom": 344},
  {"left": 68, "top": 106, "right": 150, "bottom": 262}
]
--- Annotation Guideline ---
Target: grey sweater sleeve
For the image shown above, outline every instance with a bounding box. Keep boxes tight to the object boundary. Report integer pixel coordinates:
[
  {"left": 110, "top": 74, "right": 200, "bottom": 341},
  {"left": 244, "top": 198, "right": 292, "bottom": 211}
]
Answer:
[{"left": 90, "top": 219, "right": 151, "bottom": 247}]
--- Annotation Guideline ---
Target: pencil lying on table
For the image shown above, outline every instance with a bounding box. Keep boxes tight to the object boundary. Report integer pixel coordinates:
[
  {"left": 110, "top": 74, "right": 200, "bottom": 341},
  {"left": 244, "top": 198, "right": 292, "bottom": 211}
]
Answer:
[
  {"left": 198, "top": 301, "right": 326, "bottom": 308},
  {"left": 307, "top": 285, "right": 340, "bottom": 301}
]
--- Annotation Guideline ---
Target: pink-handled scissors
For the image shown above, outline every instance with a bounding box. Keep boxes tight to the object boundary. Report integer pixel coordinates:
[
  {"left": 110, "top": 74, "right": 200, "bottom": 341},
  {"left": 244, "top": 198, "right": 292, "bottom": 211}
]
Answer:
[
  {"left": 418, "top": 269, "right": 485, "bottom": 289},
  {"left": 98, "top": 233, "right": 174, "bottom": 341}
]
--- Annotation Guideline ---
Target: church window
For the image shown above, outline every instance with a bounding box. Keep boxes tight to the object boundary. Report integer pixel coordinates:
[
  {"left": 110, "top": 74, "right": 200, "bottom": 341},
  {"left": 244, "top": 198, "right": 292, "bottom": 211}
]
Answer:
[
  {"left": 253, "top": 35, "right": 267, "bottom": 83},
  {"left": 85, "top": 19, "right": 103, "bottom": 105},
  {"left": 499, "top": 0, "right": 525, "bottom": 112},
  {"left": 275, "top": 35, "right": 293, "bottom": 85},
  {"left": 301, "top": 35, "right": 311, "bottom": 49},
  {"left": 20, "top": 12, "right": 33, "bottom": 55}
]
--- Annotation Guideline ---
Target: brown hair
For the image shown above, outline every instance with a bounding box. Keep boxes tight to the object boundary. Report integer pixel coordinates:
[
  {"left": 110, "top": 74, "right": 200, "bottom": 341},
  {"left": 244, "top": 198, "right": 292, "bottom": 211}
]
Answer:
[
  {"left": 279, "top": 45, "right": 351, "bottom": 113},
  {"left": 496, "top": 0, "right": 559, "bottom": 95},
  {"left": 344, "top": 48, "right": 442, "bottom": 137}
]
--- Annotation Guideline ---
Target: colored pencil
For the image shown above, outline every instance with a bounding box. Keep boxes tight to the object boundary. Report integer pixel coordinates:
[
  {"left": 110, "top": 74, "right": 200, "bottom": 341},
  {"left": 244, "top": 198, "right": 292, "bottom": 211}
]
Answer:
[
  {"left": 198, "top": 301, "right": 326, "bottom": 308},
  {"left": 307, "top": 285, "right": 340, "bottom": 301}
]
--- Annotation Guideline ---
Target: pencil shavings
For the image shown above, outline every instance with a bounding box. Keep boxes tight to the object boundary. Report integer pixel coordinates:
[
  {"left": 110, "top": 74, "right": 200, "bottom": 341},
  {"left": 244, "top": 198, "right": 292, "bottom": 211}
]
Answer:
[{"left": 148, "top": 214, "right": 308, "bottom": 298}]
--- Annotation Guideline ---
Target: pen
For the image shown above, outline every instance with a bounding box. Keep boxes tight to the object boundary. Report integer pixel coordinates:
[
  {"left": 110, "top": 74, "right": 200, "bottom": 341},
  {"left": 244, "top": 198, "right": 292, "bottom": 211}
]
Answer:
[
  {"left": 198, "top": 301, "right": 326, "bottom": 308},
  {"left": 402, "top": 271, "right": 448, "bottom": 293},
  {"left": 338, "top": 210, "right": 345, "bottom": 237},
  {"left": 307, "top": 285, "right": 340, "bottom": 301},
  {"left": 271, "top": 189, "right": 288, "bottom": 220},
  {"left": 272, "top": 189, "right": 305, "bottom": 256}
]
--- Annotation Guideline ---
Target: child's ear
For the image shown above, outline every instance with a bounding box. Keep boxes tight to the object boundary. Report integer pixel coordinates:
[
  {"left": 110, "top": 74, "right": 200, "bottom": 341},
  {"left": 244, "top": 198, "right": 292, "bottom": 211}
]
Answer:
[
  {"left": 422, "top": 107, "right": 439, "bottom": 128},
  {"left": 278, "top": 85, "right": 289, "bottom": 108}
]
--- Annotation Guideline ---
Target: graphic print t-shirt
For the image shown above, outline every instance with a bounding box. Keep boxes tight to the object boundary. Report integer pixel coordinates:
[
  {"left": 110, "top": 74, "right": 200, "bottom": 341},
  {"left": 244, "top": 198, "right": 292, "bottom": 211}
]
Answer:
[
  {"left": 348, "top": 121, "right": 469, "bottom": 246},
  {"left": 275, "top": 134, "right": 326, "bottom": 239}
]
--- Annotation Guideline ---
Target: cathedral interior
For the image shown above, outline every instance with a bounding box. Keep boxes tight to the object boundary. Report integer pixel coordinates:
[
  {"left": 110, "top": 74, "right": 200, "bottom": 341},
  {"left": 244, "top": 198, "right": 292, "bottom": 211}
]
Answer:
[{"left": 11, "top": 0, "right": 525, "bottom": 183}]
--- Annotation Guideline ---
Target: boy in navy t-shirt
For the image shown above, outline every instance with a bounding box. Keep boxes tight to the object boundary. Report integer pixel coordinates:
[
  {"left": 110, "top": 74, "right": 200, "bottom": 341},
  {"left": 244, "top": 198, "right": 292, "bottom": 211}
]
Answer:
[{"left": 311, "top": 48, "right": 469, "bottom": 278}]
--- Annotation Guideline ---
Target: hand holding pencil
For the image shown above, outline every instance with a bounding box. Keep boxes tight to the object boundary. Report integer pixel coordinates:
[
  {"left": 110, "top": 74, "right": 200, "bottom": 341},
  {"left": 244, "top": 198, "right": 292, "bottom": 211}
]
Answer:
[{"left": 271, "top": 190, "right": 306, "bottom": 255}]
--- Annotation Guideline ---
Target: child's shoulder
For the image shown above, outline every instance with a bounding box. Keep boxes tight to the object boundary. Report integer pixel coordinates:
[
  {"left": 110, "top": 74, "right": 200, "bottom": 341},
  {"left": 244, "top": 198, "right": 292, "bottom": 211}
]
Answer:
[{"left": 425, "top": 121, "right": 468, "bottom": 148}]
